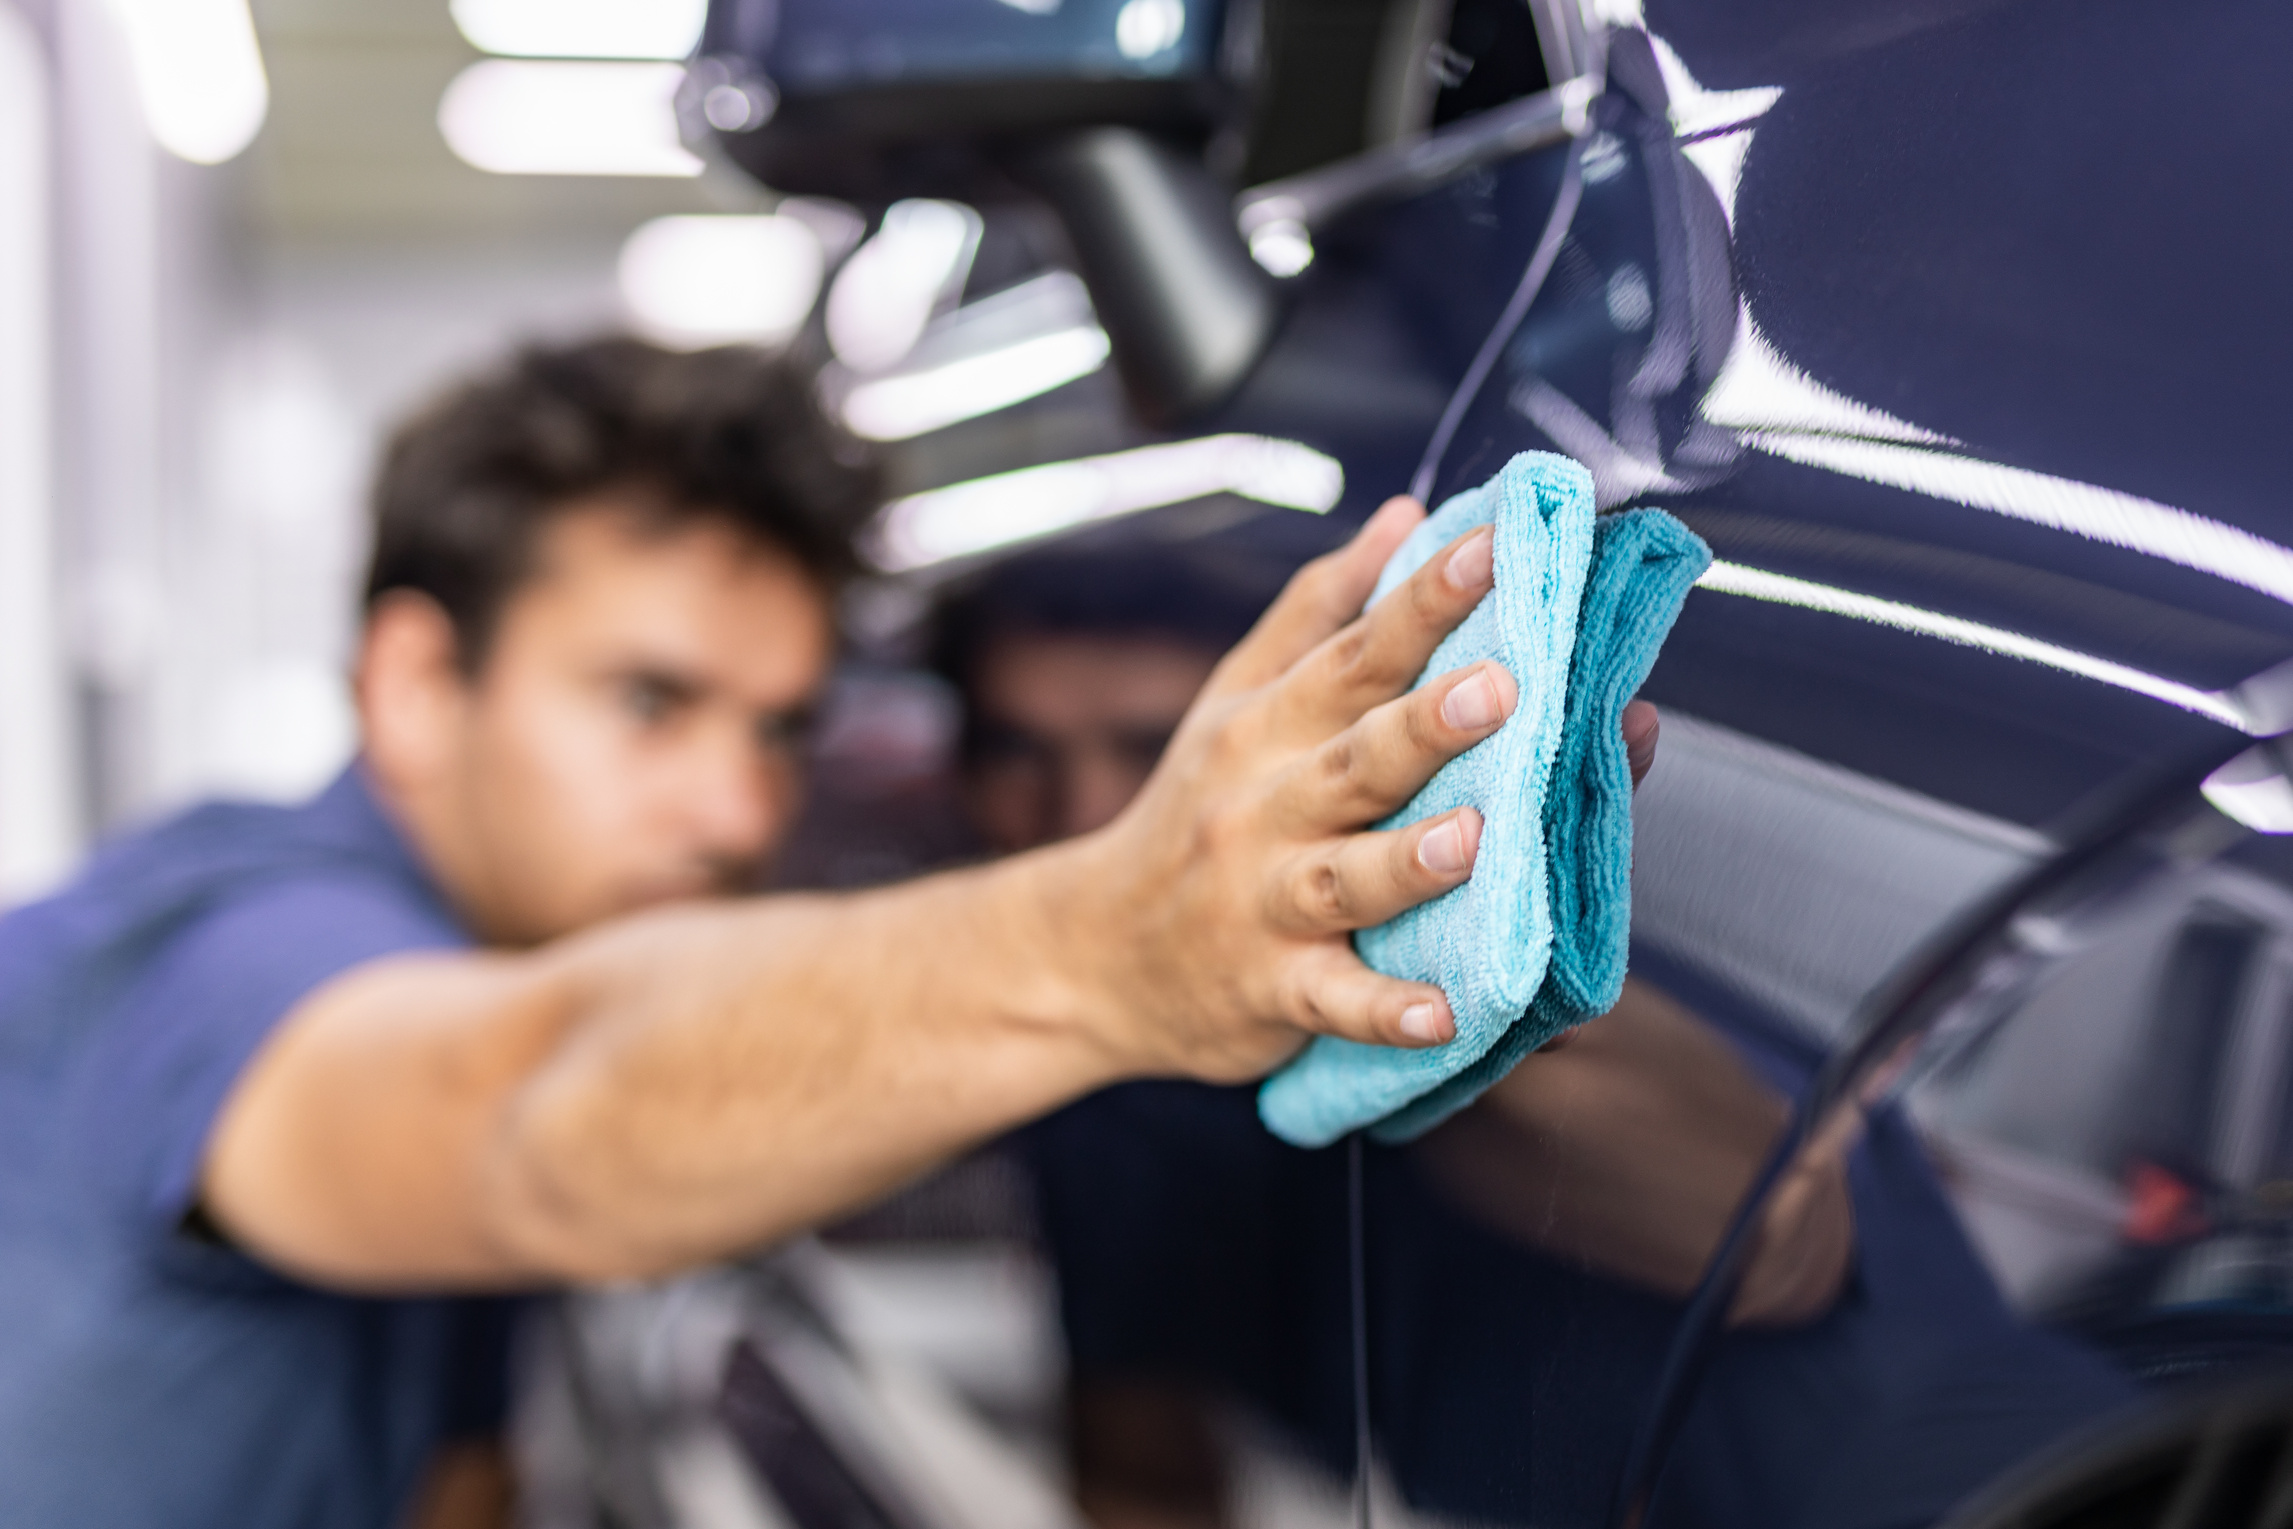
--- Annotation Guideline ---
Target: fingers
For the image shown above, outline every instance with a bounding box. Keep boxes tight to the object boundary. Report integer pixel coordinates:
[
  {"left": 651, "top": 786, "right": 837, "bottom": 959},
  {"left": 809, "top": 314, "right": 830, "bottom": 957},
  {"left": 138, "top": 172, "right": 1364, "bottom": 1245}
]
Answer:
[
  {"left": 1267, "top": 523, "right": 1497, "bottom": 742},
  {"left": 1274, "top": 806, "right": 1484, "bottom": 936},
  {"left": 1279, "top": 944, "right": 1458, "bottom": 1048},
  {"left": 1282, "top": 660, "right": 1517, "bottom": 832},
  {"left": 1624, "top": 699, "right": 1660, "bottom": 789},
  {"left": 1206, "top": 497, "right": 1425, "bottom": 698}
]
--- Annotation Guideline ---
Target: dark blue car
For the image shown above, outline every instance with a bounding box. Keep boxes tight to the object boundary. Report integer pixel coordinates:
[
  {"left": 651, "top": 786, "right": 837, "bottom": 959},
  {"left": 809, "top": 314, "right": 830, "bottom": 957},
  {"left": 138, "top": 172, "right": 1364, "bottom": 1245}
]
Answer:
[{"left": 540, "top": 5, "right": 2293, "bottom": 1526}]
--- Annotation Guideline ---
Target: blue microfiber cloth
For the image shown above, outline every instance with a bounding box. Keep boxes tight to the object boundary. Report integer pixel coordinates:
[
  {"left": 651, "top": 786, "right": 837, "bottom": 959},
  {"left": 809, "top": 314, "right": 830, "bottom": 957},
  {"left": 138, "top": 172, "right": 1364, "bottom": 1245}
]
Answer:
[{"left": 1256, "top": 453, "right": 1711, "bottom": 1148}]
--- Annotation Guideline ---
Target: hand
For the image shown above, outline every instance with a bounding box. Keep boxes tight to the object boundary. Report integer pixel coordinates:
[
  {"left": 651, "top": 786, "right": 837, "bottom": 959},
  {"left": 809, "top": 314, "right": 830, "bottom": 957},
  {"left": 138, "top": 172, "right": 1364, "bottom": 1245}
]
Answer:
[
  {"left": 1050, "top": 496, "right": 1515, "bottom": 1082},
  {"left": 1624, "top": 698, "right": 1660, "bottom": 787}
]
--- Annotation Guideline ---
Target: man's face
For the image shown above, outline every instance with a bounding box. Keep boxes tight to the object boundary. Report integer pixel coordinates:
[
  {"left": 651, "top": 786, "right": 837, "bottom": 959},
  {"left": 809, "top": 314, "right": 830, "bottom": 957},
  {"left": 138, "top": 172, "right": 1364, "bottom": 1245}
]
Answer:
[
  {"left": 371, "top": 502, "right": 835, "bottom": 945},
  {"left": 963, "top": 632, "right": 1221, "bottom": 855}
]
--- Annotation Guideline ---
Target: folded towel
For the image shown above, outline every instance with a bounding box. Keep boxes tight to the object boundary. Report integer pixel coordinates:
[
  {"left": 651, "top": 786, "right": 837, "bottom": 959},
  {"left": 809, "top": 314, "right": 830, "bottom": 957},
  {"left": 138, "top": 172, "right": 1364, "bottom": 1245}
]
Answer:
[{"left": 1256, "top": 453, "right": 1711, "bottom": 1148}]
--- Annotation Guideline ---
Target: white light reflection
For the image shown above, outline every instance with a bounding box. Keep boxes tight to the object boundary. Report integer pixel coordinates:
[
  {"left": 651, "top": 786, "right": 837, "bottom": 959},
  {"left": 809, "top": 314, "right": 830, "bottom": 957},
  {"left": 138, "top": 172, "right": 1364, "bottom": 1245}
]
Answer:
[
  {"left": 438, "top": 61, "right": 701, "bottom": 177},
  {"left": 1742, "top": 433, "right": 2293, "bottom": 610},
  {"left": 1696, "top": 561, "right": 2259, "bottom": 731},
  {"left": 1701, "top": 310, "right": 1947, "bottom": 445},
  {"left": 2204, "top": 747, "right": 2293, "bottom": 834},
  {"left": 842, "top": 326, "right": 1113, "bottom": 441},
  {"left": 1679, "top": 127, "right": 1755, "bottom": 228},
  {"left": 1647, "top": 34, "right": 1779, "bottom": 140},
  {"left": 104, "top": 0, "right": 269, "bottom": 165},
  {"left": 450, "top": 0, "right": 707, "bottom": 60},
  {"left": 869, "top": 436, "right": 1344, "bottom": 572},
  {"left": 618, "top": 216, "right": 824, "bottom": 348}
]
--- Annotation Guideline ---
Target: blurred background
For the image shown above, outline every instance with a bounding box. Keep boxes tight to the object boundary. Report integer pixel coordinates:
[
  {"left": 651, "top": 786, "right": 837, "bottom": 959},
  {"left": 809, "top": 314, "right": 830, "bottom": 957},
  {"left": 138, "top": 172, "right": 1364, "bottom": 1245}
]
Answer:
[
  {"left": 3, "top": 0, "right": 1344, "bottom": 906},
  {"left": 2, "top": 0, "right": 745, "bottom": 897}
]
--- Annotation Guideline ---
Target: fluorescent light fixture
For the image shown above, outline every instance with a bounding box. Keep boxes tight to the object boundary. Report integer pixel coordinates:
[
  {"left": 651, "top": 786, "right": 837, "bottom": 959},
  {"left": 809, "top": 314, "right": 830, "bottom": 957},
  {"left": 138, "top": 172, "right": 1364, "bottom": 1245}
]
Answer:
[
  {"left": 618, "top": 215, "right": 825, "bottom": 348},
  {"left": 1697, "top": 560, "right": 2258, "bottom": 731},
  {"left": 869, "top": 435, "right": 1345, "bottom": 572},
  {"left": 439, "top": 60, "right": 700, "bottom": 177},
  {"left": 1116, "top": 0, "right": 1187, "bottom": 59},
  {"left": 1248, "top": 218, "right": 1316, "bottom": 277},
  {"left": 1743, "top": 431, "right": 2293, "bottom": 610},
  {"left": 104, "top": 0, "right": 269, "bottom": 165},
  {"left": 450, "top": 0, "right": 707, "bottom": 61},
  {"left": 842, "top": 326, "right": 1113, "bottom": 441},
  {"left": 825, "top": 201, "right": 984, "bottom": 374}
]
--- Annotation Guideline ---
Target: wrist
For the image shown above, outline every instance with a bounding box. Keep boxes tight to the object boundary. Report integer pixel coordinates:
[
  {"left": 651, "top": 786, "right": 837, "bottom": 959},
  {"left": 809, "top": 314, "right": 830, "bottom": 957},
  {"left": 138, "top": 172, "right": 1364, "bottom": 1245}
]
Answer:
[{"left": 991, "top": 829, "right": 1151, "bottom": 1081}]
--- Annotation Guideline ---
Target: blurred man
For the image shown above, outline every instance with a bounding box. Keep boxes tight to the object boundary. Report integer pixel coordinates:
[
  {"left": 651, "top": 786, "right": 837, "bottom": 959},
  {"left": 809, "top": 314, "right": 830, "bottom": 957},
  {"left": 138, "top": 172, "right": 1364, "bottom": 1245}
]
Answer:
[
  {"left": 931, "top": 537, "right": 1853, "bottom": 1529},
  {"left": 0, "top": 338, "right": 1526, "bottom": 1529}
]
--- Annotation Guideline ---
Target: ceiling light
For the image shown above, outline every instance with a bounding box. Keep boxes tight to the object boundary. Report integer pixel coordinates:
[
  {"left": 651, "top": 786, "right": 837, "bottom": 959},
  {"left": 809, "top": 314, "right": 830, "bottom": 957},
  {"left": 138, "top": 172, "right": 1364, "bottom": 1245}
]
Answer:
[
  {"left": 841, "top": 327, "right": 1111, "bottom": 442},
  {"left": 869, "top": 435, "right": 1344, "bottom": 573},
  {"left": 439, "top": 61, "right": 701, "bottom": 177},
  {"left": 103, "top": 0, "right": 269, "bottom": 165},
  {"left": 1697, "top": 560, "right": 2258, "bottom": 731},
  {"left": 1248, "top": 218, "right": 1315, "bottom": 277},
  {"left": 618, "top": 216, "right": 825, "bottom": 348},
  {"left": 449, "top": 0, "right": 707, "bottom": 61},
  {"left": 1116, "top": 0, "right": 1187, "bottom": 60},
  {"left": 825, "top": 201, "right": 983, "bottom": 374}
]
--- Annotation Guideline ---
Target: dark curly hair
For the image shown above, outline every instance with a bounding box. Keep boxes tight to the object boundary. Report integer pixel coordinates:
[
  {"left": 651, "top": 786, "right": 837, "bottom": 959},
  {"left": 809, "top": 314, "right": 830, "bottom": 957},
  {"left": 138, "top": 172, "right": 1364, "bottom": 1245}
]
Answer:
[{"left": 363, "top": 336, "right": 880, "bottom": 671}]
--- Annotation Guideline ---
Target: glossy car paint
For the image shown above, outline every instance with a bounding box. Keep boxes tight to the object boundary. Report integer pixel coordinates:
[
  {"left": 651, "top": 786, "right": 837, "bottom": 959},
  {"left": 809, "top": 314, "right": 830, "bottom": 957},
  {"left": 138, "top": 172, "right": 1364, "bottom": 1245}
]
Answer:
[
  {"left": 685, "top": 3, "right": 2293, "bottom": 1526},
  {"left": 1144, "top": 3, "right": 2293, "bottom": 1525}
]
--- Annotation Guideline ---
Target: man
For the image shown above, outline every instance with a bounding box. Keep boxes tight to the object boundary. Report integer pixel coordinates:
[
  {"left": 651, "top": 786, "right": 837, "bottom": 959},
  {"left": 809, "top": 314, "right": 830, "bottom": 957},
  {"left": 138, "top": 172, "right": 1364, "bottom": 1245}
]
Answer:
[{"left": 0, "top": 337, "right": 1523, "bottom": 1529}]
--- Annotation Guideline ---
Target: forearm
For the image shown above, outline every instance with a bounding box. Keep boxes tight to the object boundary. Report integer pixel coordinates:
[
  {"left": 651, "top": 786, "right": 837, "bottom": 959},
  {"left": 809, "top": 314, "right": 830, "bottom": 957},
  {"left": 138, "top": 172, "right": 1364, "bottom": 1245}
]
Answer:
[
  {"left": 488, "top": 839, "right": 1124, "bottom": 1279},
  {"left": 210, "top": 501, "right": 1514, "bottom": 1293}
]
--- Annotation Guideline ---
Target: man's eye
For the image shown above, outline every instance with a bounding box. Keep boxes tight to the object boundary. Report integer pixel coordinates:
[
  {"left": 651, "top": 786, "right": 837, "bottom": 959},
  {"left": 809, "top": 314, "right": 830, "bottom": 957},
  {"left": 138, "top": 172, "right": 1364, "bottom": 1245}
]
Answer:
[
  {"left": 969, "top": 722, "right": 1053, "bottom": 768},
  {"left": 755, "top": 708, "right": 820, "bottom": 756},
  {"left": 619, "top": 677, "right": 683, "bottom": 725}
]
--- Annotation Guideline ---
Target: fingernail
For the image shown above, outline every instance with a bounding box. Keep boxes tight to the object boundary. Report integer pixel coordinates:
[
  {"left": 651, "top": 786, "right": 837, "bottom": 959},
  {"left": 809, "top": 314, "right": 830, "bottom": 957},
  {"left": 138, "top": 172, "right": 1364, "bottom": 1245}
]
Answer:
[
  {"left": 1442, "top": 668, "right": 1502, "bottom": 730},
  {"left": 1399, "top": 1002, "right": 1453, "bottom": 1045},
  {"left": 1444, "top": 528, "right": 1494, "bottom": 591},
  {"left": 1418, "top": 814, "right": 1474, "bottom": 874}
]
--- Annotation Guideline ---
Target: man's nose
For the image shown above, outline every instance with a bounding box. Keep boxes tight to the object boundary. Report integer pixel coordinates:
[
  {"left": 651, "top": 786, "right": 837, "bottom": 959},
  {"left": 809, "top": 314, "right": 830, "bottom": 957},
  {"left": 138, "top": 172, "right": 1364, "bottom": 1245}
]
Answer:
[{"left": 679, "top": 742, "right": 790, "bottom": 864}]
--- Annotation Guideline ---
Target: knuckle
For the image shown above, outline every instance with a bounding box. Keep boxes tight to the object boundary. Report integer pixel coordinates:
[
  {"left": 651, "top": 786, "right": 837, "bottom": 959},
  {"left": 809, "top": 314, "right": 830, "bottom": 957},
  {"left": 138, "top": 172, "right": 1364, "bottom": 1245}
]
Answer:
[
  {"left": 1407, "top": 687, "right": 1453, "bottom": 751},
  {"left": 1408, "top": 561, "right": 1451, "bottom": 619},
  {"left": 1324, "top": 623, "right": 1373, "bottom": 683},
  {"left": 1304, "top": 857, "right": 1353, "bottom": 927},
  {"left": 1291, "top": 980, "right": 1335, "bottom": 1035},
  {"left": 1315, "top": 731, "right": 1361, "bottom": 794}
]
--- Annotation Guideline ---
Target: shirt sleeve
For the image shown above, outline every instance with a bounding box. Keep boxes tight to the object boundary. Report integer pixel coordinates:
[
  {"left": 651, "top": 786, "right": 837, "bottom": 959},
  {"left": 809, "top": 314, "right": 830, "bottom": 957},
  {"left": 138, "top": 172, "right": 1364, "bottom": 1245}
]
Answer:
[{"left": 67, "top": 871, "right": 468, "bottom": 1237}]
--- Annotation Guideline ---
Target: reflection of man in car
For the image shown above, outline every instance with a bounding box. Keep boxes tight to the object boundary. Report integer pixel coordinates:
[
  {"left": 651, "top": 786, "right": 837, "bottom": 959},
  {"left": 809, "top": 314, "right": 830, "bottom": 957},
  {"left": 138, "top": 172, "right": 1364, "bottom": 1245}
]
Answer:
[
  {"left": 0, "top": 337, "right": 1541, "bottom": 1529},
  {"left": 931, "top": 538, "right": 1858, "bottom": 1529}
]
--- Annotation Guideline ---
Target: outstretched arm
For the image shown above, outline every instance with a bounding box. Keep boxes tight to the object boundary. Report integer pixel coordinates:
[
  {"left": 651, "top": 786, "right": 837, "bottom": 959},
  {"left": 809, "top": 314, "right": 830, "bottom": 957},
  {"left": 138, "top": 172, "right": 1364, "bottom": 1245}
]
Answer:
[{"left": 205, "top": 498, "right": 1518, "bottom": 1290}]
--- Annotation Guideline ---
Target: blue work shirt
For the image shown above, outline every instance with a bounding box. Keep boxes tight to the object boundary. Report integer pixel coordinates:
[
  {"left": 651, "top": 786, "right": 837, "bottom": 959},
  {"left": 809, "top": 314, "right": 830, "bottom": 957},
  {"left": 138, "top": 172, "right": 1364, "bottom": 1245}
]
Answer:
[{"left": 0, "top": 767, "right": 519, "bottom": 1529}]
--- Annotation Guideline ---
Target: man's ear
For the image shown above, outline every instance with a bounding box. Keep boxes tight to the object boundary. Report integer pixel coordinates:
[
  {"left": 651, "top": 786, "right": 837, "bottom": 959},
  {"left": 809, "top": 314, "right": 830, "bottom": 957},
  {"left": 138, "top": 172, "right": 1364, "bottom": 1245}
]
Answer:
[{"left": 355, "top": 591, "right": 469, "bottom": 794}]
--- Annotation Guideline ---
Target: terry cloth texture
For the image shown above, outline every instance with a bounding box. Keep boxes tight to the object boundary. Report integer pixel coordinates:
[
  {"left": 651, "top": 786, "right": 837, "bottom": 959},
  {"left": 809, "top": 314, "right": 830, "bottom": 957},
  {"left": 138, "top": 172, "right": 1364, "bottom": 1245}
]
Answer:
[{"left": 1257, "top": 453, "right": 1710, "bottom": 1148}]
